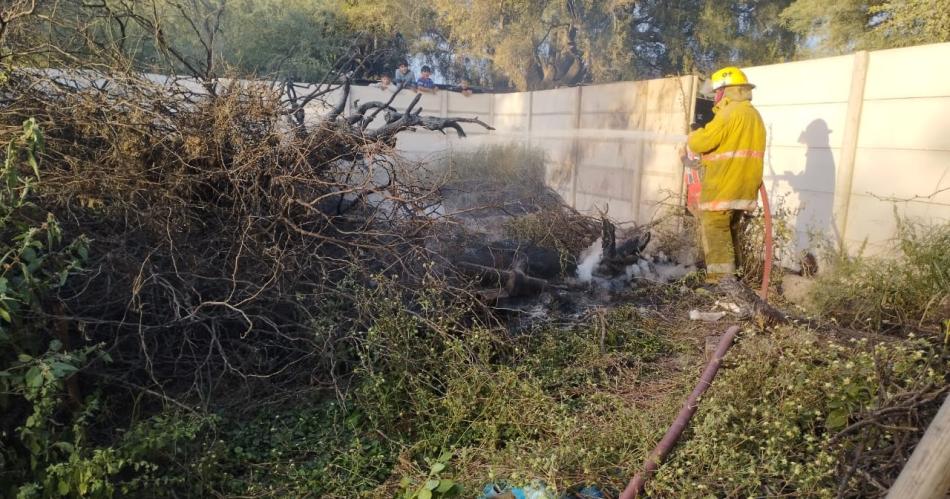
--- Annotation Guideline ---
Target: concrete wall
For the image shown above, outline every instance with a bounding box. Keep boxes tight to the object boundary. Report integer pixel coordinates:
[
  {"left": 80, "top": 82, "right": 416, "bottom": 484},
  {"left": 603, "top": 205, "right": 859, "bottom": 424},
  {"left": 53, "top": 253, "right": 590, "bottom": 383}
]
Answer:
[
  {"left": 744, "top": 41, "right": 950, "bottom": 253},
  {"left": 847, "top": 43, "right": 950, "bottom": 250},
  {"left": 334, "top": 41, "right": 950, "bottom": 254},
  {"left": 342, "top": 80, "right": 692, "bottom": 228},
  {"left": 742, "top": 55, "right": 854, "bottom": 251}
]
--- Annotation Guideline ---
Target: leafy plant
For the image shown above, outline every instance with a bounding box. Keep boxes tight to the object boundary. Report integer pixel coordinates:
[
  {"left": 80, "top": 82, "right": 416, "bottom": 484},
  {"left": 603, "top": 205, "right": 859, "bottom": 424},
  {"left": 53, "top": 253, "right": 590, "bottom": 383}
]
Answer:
[
  {"left": 398, "top": 452, "right": 463, "bottom": 499},
  {"left": 809, "top": 217, "right": 950, "bottom": 334},
  {"left": 0, "top": 118, "right": 92, "bottom": 497},
  {"left": 649, "top": 328, "right": 949, "bottom": 497}
]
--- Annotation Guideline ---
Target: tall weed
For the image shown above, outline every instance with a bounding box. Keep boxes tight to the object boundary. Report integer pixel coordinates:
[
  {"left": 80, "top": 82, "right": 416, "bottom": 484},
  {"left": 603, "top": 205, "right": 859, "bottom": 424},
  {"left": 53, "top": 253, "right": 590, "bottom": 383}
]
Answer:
[{"left": 809, "top": 218, "right": 950, "bottom": 334}]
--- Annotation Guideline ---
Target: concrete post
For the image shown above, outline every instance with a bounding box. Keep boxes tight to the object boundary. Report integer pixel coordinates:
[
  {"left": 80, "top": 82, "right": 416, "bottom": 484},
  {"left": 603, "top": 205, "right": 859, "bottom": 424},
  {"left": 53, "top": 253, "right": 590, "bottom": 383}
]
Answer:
[
  {"left": 526, "top": 90, "right": 534, "bottom": 154},
  {"left": 833, "top": 51, "right": 869, "bottom": 247},
  {"left": 571, "top": 86, "right": 583, "bottom": 208},
  {"left": 488, "top": 93, "right": 495, "bottom": 131}
]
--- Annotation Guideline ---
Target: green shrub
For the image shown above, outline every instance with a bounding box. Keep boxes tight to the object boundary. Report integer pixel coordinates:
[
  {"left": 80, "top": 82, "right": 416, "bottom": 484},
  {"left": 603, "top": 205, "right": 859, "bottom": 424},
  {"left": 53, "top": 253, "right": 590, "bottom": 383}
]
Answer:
[
  {"left": 348, "top": 276, "right": 682, "bottom": 494},
  {"left": 34, "top": 412, "right": 219, "bottom": 498},
  {"left": 809, "top": 218, "right": 950, "bottom": 334},
  {"left": 736, "top": 197, "right": 797, "bottom": 287},
  {"left": 649, "top": 328, "right": 949, "bottom": 497},
  {"left": 0, "top": 119, "right": 93, "bottom": 498}
]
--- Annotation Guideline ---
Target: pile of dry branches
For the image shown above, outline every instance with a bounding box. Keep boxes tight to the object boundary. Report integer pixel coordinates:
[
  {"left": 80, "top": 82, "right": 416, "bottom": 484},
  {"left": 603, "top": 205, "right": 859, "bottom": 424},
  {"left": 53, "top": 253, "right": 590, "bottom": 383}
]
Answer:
[{"left": 0, "top": 1, "right": 494, "bottom": 412}]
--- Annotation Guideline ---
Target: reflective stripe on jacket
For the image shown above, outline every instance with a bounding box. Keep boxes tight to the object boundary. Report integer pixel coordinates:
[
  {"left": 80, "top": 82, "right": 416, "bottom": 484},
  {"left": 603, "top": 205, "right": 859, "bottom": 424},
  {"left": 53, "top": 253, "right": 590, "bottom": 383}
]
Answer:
[{"left": 687, "top": 95, "right": 766, "bottom": 212}]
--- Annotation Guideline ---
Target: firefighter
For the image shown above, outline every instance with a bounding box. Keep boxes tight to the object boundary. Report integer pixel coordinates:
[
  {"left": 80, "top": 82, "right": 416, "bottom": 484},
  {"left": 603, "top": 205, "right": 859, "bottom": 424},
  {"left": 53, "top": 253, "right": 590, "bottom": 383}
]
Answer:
[{"left": 687, "top": 66, "right": 766, "bottom": 293}]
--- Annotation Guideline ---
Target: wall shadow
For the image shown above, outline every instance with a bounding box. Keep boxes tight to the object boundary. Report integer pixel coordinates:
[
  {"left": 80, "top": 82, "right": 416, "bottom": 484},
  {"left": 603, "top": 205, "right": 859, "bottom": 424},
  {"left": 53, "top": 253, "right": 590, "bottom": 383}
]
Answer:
[{"left": 772, "top": 118, "right": 840, "bottom": 251}]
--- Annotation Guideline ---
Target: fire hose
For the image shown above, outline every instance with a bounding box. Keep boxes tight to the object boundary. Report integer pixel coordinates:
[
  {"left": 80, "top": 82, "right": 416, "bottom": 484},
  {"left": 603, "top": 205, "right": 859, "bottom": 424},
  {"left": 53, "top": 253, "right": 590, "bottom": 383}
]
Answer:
[
  {"left": 619, "top": 326, "right": 741, "bottom": 499},
  {"left": 618, "top": 170, "right": 773, "bottom": 498}
]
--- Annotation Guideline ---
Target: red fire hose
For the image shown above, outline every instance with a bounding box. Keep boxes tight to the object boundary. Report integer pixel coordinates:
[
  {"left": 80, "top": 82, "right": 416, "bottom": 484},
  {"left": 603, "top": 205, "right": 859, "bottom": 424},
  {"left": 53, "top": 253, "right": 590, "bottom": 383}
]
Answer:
[
  {"left": 618, "top": 184, "right": 773, "bottom": 498},
  {"left": 619, "top": 326, "right": 741, "bottom": 499}
]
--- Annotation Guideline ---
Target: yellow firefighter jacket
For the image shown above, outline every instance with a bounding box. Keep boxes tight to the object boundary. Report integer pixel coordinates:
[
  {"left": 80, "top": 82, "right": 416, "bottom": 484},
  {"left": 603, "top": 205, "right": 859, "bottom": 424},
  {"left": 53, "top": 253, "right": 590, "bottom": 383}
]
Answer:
[{"left": 687, "top": 90, "right": 766, "bottom": 211}]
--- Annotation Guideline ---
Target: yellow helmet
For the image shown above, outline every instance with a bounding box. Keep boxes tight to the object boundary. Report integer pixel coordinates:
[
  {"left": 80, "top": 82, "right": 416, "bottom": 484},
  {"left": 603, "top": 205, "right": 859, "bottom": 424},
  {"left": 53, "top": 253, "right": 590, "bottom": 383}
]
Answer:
[{"left": 709, "top": 66, "right": 754, "bottom": 90}]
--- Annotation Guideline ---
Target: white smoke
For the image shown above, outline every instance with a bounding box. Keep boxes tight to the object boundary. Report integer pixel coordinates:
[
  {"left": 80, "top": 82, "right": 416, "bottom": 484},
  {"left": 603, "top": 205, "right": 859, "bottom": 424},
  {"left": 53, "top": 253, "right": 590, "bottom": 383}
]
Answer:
[
  {"left": 576, "top": 238, "right": 603, "bottom": 283},
  {"left": 577, "top": 240, "right": 696, "bottom": 286}
]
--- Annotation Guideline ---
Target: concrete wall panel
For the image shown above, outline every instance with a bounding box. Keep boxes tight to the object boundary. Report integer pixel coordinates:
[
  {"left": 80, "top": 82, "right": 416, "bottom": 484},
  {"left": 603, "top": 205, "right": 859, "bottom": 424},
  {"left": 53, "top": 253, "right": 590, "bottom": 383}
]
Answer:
[
  {"left": 844, "top": 195, "right": 950, "bottom": 249},
  {"left": 575, "top": 191, "right": 635, "bottom": 221},
  {"left": 742, "top": 55, "right": 855, "bottom": 106},
  {"left": 494, "top": 92, "right": 530, "bottom": 116},
  {"left": 858, "top": 97, "right": 950, "bottom": 150},
  {"left": 546, "top": 162, "right": 574, "bottom": 191},
  {"left": 851, "top": 149, "right": 950, "bottom": 204},
  {"left": 755, "top": 103, "right": 849, "bottom": 149},
  {"left": 864, "top": 42, "right": 950, "bottom": 99},
  {"left": 580, "top": 81, "right": 644, "bottom": 113},
  {"left": 530, "top": 113, "right": 575, "bottom": 131},
  {"left": 640, "top": 143, "right": 682, "bottom": 176},
  {"left": 762, "top": 145, "right": 840, "bottom": 197},
  {"left": 532, "top": 87, "right": 577, "bottom": 114},
  {"left": 447, "top": 92, "right": 492, "bottom": 114},
  {"left": 532, "top": 137, "right": 574, "bottom": 165},
  {"left": 575, "top": 166, "right": 636, "bottom": 200},
  {"left": 646, "top": 77, "right": 689, "bottom": 115},
  {"left": 579, "top": 112, "right": 636, "bottom": 130},
  {"left": 577, "top": 140, "right": 623, "bottom": 169},
  {"left": 396, "top": 132, "right": 449, "bottom": 156},
  {"left": 492, "top": 114, "right": 529, "bottom": 133}
]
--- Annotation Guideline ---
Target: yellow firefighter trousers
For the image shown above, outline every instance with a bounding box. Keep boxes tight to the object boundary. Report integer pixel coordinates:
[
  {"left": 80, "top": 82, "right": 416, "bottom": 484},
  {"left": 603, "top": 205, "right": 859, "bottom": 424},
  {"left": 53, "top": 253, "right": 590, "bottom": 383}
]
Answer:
[{"left": 699, "top": 210, "right": 747, "bottom": 283}]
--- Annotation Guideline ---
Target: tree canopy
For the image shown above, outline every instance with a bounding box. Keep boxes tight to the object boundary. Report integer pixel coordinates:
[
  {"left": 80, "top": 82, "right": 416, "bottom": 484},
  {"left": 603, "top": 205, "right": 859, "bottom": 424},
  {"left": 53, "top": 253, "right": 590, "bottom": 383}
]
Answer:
[
  {"left": 332, "top": 0, "right": 947, "bottom": 90},
  {"left": 781, "top": 0, "right": 950, "bottom": 56},
  {"left": 17, "top": 0, "right": 949, "bottom": 89}
]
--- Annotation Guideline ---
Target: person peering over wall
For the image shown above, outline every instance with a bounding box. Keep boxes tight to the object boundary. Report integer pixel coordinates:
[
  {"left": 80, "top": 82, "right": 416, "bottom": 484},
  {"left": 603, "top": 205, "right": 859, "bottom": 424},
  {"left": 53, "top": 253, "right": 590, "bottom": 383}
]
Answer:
[
  {"left": 416, "top": 65, "right": 437, "bottom": 93},
  {"left": 370, "top": 74, "right": 395, "bottom": 92},
  {"left": 393, "top": 61, "right": 415, "bottom": 89},
  {"left": 458, "top": 78, "right": 474, "bottom": 97}
]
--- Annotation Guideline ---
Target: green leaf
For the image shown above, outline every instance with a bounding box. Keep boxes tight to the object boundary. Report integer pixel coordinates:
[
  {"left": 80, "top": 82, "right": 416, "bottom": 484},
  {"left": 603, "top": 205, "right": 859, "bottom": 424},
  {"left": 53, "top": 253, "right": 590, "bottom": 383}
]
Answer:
[
  {"left": 417, "top": 489, "right": 432, "bottom": 499},
  {"left": 826, "top": 408, "right": 849, "bottom": 430},
  {"left": 58, "top": 479, "right": 70, "bottom": 496},
  {"left": 425, "top": 479, "right": 440, "bottom": 490},
  {"left": 50, "top": 361, "right": 78, "bottom": 378},
  {"left": 50, "top": 339, "right": 64, "bottom": 352},
  {"left": 25, "top": 366, "right": 43, "bottom": 388},
  {"left": 436, "top": 479, "right": 455, "bottom": 493},
  {"left": 430, "top": 462, "right": 446, "bottom": 474},
  {"left": 17, "top": 353, "right": 32, "bottom": 362},
  {"left": 0, "top": 307, "right": 11, "bottom": 323},
  {"left": 27, "top": 153, "right": 39, "bottom": 179},
  {"left": 438, "top": 451, "right": 453, "bottom": 462},
  {"left": 846, "top": 383, "right": 863, "bottom": 398}
]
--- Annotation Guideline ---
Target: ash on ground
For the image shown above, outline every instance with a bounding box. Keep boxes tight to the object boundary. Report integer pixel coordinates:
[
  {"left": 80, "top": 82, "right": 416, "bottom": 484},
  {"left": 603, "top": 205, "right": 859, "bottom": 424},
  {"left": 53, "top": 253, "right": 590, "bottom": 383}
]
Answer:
[{"left": 431, "top": 164, "right": 698, "bottom": 331}]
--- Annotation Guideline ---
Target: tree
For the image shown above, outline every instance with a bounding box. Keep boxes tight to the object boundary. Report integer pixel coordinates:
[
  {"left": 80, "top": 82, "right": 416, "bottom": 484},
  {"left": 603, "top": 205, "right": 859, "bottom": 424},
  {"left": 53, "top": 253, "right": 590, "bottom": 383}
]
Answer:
[
  {"left": 690, "top": 0, "right": 798, "bottom": 71},
  {"left": 780, "top": 0, "right": 950, "bottom": 55},
  {"left": 871, "top": 0, "right": 950, "bottom": 48},
  {"left": 780, "top": 0, "right": 885, "bottom": 55},
  {"left": 26, "top": 0, "right": 405, "bottom": 82},
  {"left": 333, "top": 0, "right": 800, "bottom": 90}
]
